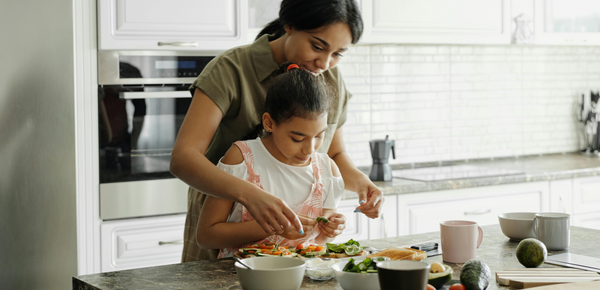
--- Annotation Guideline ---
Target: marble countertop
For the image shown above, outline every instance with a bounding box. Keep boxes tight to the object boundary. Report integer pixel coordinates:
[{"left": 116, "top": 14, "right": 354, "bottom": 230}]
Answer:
[
  {"left": 73, "top": 225, "right": 600, "bottom": 290},
  {"left": 341, "top": 152, "right": 600, "bottom": 200}
]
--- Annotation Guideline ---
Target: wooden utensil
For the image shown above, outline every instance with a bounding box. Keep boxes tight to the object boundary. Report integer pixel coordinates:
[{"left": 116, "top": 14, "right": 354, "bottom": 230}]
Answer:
[
  {"left": 516, "top": 280, "right": 600, "bottom": 289},
  {"left": 496, "top": 268, "right": 600, "bottom": 289}
]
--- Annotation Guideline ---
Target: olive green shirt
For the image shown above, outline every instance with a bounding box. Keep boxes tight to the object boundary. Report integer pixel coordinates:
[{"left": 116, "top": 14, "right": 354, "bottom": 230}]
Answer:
[
  {"left": 189, "top": 34, "right": 352, "bottom": 165},
  {"left": 182, "top": 34, "right": 352, "bottom": 262}
]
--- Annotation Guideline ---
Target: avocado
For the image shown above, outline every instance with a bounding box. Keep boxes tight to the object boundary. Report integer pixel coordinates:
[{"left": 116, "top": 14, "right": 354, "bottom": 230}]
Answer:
[
  {"left": 459, "top": 260, "right": 491, "bottom": 290},
  {"left": 428, "top": 264, "right": 453, "bottom": 289},
  {"left": 516, "top": 238, "right": 547, "bottom": 268}
]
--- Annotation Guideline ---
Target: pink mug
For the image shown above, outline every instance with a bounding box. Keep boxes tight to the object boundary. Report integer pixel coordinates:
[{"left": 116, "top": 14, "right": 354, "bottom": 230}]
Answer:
[{"left": 440, "top": 220, "right": 483, "bottom": 263}]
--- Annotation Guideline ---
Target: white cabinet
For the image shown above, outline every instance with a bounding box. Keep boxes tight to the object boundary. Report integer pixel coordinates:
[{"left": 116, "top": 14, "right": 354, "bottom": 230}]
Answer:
[
  {"left": 98, "top": 0, "right": 248, "bottom": 50},
  {"left": 101, "top": 214, "right": 185, "bottom": 272},
  {"left": 534, "top": 0, "right": 600, "bottom": 45},
  {"left": 397, "top": 182, "right": 550, "bottom": 235},
  {"left": 331, "top": 198, "right": 370, "bottom": 243},
  {"left": 368, "top": 195, "right": 398, "bottom": 240},
  {"left": 360, "top": 0, "right": 511, "bottom": 45},
  {"left": 247, "top": 0, "right": 281, "bottom": 43}
]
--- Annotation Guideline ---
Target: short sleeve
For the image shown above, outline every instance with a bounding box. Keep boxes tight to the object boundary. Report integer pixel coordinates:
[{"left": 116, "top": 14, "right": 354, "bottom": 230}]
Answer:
[
  {"left": 188, "top": 53, "right": 240, "bottom": 116},
  {"left": 336, "top": 70, "right": 352, "bottom": 128},
  {"left": 216, "top": 157, "right": 249, "bottom": 180}
]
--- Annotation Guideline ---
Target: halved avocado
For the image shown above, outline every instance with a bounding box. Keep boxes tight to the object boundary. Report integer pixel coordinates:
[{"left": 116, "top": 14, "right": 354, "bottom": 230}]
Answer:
[{"left": 428, "top": 264, "right": 453, "bottom": 289}]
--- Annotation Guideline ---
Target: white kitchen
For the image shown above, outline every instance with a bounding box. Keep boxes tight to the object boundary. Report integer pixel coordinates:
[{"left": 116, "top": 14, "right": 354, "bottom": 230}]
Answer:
[{"left": 3, "top": 0, "right": 600, "bottom": 289}]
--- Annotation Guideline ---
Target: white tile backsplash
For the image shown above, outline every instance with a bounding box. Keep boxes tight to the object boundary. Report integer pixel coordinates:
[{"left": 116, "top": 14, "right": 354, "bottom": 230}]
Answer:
[{"left": 338, "top": 44, "right": 590, "bottom": 167}]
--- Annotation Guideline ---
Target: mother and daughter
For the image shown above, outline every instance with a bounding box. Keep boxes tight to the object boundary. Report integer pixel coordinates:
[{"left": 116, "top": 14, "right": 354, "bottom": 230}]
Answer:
[{"left": 171, "top": 0, "right": 385, "bottom": 261}]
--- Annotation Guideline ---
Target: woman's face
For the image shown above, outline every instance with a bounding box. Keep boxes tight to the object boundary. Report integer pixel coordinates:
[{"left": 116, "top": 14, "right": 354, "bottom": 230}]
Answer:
[
  {"left": 263, "top": 113, "right": 328, "bottom": 167},
  {"left": 283, "top": 22, "right": 352, "bottom": 75}
]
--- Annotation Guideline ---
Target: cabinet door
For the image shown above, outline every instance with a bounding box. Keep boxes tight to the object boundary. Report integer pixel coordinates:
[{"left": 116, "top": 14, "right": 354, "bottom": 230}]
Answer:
[
  {"left": 572, "top": 212, "right": 600, "bottom": 230},
  {"left": 398, "top": 182, "right": 550, "bottom": 235},
  {"left": 534, "top": 0, "right": 600, "bottom": 45},
  {"left": 368, "top": 195, "right": 398, "bottom": 240},
  {"left": 331, "top": 199, "right": 369, "bottom": 243},
  {"left": 360, "top": 0, "right": 511, "bottom": 44},
  {"left": 98, "top": 0, "right": 248, "bottom": 50},
  {"left": 572, "top": 176, "right": 600, "bottom": 215},
  {"left": 101, "top": 215, "right": 185, "bottom": 272}
]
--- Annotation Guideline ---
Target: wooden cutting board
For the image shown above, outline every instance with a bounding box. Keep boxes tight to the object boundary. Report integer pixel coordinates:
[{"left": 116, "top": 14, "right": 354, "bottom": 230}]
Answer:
[
  {"left": 496, "top": 268, "right": 600, "bottom": 289},
  {"left": 518, "top": 280, "right": 600, "bottom": 289}
]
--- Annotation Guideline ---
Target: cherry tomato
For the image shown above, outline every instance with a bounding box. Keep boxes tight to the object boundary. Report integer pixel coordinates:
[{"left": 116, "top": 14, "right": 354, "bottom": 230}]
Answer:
[
  {"left": 426, "top": 284, "right": 436, "bottom": 290},
  {"left": 296, "top": 244, "right": 304, "bottom": 250},
  {"left": 449, "top": 283, "right": 466, "bottom": 290}
]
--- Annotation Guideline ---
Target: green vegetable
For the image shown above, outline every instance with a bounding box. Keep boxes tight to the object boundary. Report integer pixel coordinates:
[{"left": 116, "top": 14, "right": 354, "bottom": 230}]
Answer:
[
  {"left": 459, "top": 260, "right": 491, "bottom": 290},
  {"left": 516, "top": 238, "right": 547, "bottom": 268},
  {"left": 428, "top": 264, "right": 453, "bottom": 289},
  {"left": 343, "top": 258, "right": 380, "bottom": 273},
  {"left": 316, "top": 217, "right": 329, "bottom": 223},
  {"left": 326, "top": 239, "right": 362, "bottom": 254}
]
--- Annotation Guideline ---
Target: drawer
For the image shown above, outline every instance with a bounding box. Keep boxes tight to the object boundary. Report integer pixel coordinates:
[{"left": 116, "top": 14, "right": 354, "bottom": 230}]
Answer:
[
  {"left": 101, "top": 214, "right": 186, "bottom": 272},
  {"left": 397, "top": 182, "right": 550, "bottom": 236}
]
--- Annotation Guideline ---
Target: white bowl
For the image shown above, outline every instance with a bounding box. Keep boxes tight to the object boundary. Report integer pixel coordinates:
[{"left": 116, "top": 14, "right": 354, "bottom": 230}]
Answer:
[
  {"left": 498, "top": 212, "right": 536, "bottom": 241},
  {"left": 332, "top": 257, "right": 380, "bottom": 290},
  {"left": 305, "top": 258, "right": 340, "bottom": 280},
  {"left": 235, "top": 257, "right": 306, "bottom": 290}
]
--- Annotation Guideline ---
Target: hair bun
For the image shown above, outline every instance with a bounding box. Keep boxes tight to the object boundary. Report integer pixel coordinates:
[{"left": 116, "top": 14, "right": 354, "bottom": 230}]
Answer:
[{"left": 286, "top": 63, "right": 300, "bottom": 71}]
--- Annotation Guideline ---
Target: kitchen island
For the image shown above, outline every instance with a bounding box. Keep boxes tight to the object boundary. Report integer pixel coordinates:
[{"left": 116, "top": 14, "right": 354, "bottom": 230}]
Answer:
[{"left": 74, "top": 224, "right": 600, "bottom": 290}]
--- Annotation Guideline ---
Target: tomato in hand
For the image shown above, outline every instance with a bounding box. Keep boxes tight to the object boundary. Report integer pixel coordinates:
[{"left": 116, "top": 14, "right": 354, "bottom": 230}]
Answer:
[{"left": 449, "top": 283, "right": 466, "bottom": 290}]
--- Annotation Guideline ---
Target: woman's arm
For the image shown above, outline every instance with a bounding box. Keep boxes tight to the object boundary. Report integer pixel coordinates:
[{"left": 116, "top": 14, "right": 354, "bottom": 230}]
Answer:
[
  {"left": 327, "top": 127, "right": 384, "bottom": 219},
  {"left": 171, "top": 88, "right": 302, "bottom": 235}
]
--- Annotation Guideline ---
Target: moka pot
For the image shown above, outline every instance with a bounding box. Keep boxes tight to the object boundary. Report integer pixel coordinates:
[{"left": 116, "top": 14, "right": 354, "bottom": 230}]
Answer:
[{"left": 368, "top": 135, "right": 396, "bottom": 181}]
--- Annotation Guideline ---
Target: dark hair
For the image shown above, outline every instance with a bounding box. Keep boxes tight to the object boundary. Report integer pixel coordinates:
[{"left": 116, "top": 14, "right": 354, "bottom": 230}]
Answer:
[
  {"left": 256, "top": 0, "right": 363, "bottom": 44},
  {"left": 245, "top": 63, "right": 329, "bottom": 139}
]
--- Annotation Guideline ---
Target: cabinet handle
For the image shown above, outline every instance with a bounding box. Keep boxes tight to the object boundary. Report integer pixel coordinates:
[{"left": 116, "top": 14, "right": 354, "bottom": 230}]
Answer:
[
  {"left": 157, "top": 41, "right": 198, "bottom": 47},
  {"left": 159, "top": 240, "right": 184, "bottom": 245},
  {"left": 464, "top": 209, "right": 491, "bottom": 216}
]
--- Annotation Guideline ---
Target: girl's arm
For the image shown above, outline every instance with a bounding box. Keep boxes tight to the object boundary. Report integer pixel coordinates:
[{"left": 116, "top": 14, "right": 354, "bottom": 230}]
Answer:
[
  {"left": 197, "top": 196, "right": 271, "bottom": 249},
  {"left": 171, "top": 88, "right": 302, "bottom": 235},
  {"left": 327, "top": 127, "right": 384, "bottom": 219}
]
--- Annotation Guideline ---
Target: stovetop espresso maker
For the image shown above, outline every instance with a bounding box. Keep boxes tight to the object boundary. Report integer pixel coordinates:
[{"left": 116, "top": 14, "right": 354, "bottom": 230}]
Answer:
[{"left": 369, "top": 135, "right": 396, "bottom": 181}]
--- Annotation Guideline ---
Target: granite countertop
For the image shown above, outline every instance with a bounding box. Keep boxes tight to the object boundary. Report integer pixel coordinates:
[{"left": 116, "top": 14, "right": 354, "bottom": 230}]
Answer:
[
  {"left": 341, "top": 152, "right": 600, "bottom": 200},
  {"left": 73, "top": 225, "right": 600, "bottom": 290}
]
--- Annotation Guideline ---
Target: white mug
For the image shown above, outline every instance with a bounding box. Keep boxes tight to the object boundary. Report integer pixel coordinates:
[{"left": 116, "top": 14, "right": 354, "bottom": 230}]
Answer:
[
  {"left": 534, "top": 213, "right": 570, "bottom": 250},
  {"left": 440, "top": 220, "right": 483, "bottom": 263}
]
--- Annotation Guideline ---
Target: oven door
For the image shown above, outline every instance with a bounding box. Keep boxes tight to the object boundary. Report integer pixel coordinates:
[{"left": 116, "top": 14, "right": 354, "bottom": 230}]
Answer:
[{"left": 99, "top": 85, "right": 191, "bottom": 220}]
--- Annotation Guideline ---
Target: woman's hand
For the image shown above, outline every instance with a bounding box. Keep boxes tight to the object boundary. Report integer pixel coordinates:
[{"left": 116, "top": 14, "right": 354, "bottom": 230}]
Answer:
[
  {"left": 243, "top": 188, "right": 304, "bottom": 236},
  {"left": 319, "top": 213, "right": 346, "bottom": 238},
  {"left": 279, "top": 214, "right": 316, "bottom": 240},
  {"left": 353, "top": 176, "right": 384, "bottom": 219}
]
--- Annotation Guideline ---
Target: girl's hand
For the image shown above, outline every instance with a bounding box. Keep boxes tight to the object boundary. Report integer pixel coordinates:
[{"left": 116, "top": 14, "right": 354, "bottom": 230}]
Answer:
[
  {"left": 319, "top": 213, "right": 346, "bottom": 238},
  {"left": 279, "top": 215, "right": 316, "bottom": 240},
  {"left": 353, "top": 176, "right": 384, "bottom": 219},
  {"left": 243, "top": 188, "right": 303, "bottom": 236}
]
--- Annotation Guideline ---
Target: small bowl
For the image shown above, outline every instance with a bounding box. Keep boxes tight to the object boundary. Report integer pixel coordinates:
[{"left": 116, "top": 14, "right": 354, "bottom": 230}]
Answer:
[
  {"left": 498, "top": 212, "right": 537, "bottom": 241},
  {"left": 305, "top": 258, "right": 340, "bottom": 280},
  {"left": 235, "top": 257, "right": 306, "bottom": 290},
  {"left": 332, "top": 257, "right": 380, "bottom": 290}
]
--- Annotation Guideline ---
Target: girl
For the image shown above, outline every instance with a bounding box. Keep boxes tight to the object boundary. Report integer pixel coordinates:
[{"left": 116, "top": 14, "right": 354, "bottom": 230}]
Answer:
[{"left": 196, "top": 64, "right": 346, "bottom": 256}]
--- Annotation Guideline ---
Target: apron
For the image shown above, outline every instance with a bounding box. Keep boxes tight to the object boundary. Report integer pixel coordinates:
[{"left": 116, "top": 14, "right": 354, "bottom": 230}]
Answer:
[{"left": 218, "top": 140, "right": 324, "bottom": 258}]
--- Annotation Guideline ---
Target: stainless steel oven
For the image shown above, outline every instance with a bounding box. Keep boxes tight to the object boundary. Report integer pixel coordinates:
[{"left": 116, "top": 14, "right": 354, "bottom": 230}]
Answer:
[{"left": 98, "top": 50, "right": 216, "bottom": 220}]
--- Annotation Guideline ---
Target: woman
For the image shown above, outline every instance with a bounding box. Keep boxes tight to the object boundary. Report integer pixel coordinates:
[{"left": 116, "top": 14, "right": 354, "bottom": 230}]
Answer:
[{"left": 170, "top": 0, "right": 384, "bottom": 262}]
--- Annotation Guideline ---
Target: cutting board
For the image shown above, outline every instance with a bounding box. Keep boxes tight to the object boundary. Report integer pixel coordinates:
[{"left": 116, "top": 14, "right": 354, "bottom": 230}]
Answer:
[
  {"left": 519, "top": 280, "right": 600, "bottom": 289},
  {"left": 496, "top": 268, "right": 600, "bottom": 289}
]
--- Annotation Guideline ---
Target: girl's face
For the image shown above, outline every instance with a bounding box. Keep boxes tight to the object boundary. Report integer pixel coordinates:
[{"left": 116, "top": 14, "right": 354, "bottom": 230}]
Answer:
[
  {"left": 263, "top": 113, "right": 328, "bottom": 166},
  {"left": 283, "top": 22, "right": 352, "bottom": 76}
]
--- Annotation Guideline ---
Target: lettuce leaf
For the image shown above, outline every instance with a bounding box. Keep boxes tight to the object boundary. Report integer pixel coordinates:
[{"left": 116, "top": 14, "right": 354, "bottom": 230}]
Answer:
[{"left": 326, "top": 239, "right": 362, "bottom": 254}]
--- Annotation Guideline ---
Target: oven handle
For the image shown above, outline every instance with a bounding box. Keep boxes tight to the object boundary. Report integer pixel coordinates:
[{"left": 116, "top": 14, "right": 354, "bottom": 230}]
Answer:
[{"left": 120, "top": 91, "right": 191, "bottom": 99}]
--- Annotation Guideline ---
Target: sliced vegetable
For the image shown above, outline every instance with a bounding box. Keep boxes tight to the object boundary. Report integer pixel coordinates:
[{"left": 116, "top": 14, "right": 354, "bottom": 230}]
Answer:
[
  {"left": 296, "top": 244, "right": 304, "bottom": 250},
  {"left": 259, "top": 244, "right": 275, "bottom": 249}
]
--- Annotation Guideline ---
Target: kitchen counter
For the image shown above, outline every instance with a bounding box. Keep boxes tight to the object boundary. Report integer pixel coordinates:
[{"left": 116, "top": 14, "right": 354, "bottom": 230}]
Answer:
[
  {"left": 73, "top": 225, "right": 600, "bottom": 290},
  {"left": 342, "top": 152, "right": 600, "bottom": 199}
]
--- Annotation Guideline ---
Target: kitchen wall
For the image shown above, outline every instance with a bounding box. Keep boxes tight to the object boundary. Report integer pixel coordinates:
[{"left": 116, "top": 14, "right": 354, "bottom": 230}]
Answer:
[{"left": 338, "top": 44, "right": 600, "bottom": 167}]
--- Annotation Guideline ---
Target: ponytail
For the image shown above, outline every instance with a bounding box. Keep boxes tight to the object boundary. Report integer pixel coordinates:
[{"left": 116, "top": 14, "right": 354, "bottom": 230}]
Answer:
[{"left": 256, "top": 18, "right": 286, "bottom": 41}]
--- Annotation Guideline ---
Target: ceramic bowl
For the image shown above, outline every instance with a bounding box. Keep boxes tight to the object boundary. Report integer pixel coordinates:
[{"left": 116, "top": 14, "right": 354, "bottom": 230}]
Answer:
[
  {"left": 377, "top": 260, "right": 431, "bottom": 290},
  {"left": 498, "top": 212, "right": 537, "bottom": 241},
  {"left": 235, "top": 257, "right": 306, "bottom": 290},
  {"left": 332, "top": 257, "right": 380, "bottom": 290}
]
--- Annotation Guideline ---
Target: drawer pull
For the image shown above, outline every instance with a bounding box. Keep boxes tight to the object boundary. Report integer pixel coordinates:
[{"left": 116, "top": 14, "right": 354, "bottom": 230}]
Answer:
[
  {"left": 464, "top": 209, "right": 491, "bottom": 216},
  {"left": 159, "top": 240, "right": 184, "bottom": 245},
  {"left": 157, "top": 42, "right": 198, "bottom": 47}
]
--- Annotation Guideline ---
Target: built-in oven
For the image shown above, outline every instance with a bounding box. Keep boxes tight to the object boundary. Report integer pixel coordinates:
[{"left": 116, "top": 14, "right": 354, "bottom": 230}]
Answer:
[{"left": 98, "top": 50, "right": 215, "bottom": 220}]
